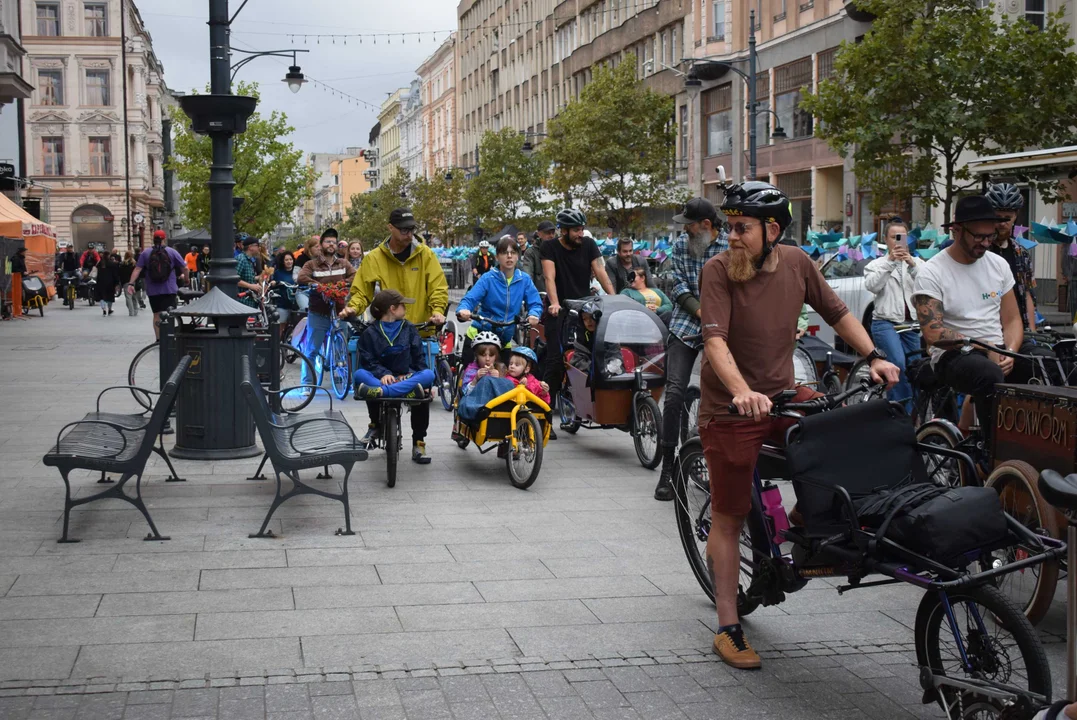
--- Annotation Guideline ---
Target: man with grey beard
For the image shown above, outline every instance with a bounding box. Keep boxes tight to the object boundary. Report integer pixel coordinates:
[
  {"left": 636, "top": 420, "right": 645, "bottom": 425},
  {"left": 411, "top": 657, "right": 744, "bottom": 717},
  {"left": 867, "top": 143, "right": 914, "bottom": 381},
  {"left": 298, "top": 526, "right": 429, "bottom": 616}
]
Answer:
[{"left": 654, "top": 198, "right": 729, "bottom": 501}]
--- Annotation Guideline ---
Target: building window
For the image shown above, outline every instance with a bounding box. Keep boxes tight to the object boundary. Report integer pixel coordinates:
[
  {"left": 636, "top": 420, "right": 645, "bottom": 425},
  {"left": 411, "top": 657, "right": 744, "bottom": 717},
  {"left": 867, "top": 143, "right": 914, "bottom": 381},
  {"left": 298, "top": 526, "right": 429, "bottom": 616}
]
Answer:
[
  {"left": 753, "top": 72, "right": 771, "bottom": 146},
  {"left": 38, "top": 69, "right": 64, "bottom": 105},
  {"left": 85, "top": 3, "right": 108, "bottom": 36},
  {"left": 775, "top": 58, "right": 813, "bottom": 140},
  {"left": 86, "top": 69, "right": 110, "bottom": 105},
  {"left": 36, "top": 3, "right": 61, "bottom": 36},
  {"left": 817, "top": 47, "right": 837, "bottom": 82},
  {"left": 711, "top": 1, "right": 726, "bottom": 41},
  {"left": 1025, "top": 0, "right": 1045, "bottom": 29},
  {"left": 42, "top": 137, "right": 64, "bottom": 176},
  {"left": 89, "top": 137, "right": 111, "bottom": 175},
  {"left": 775, "top": 0, "right": 787, "bottom": 19},
  {"left": 679, "top": 104, "right": 688, "bottom": 158},
  {"left": 703, "top": 83, "right": 732, "bottom": 156}
]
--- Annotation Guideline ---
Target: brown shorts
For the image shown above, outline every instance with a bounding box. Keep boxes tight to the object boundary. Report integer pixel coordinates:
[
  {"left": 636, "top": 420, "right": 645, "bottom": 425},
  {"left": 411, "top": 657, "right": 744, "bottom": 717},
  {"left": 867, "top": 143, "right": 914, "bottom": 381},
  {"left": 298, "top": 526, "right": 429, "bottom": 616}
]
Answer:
[{"left": 699, "top": 386, "right": 820, "bottom": 517}]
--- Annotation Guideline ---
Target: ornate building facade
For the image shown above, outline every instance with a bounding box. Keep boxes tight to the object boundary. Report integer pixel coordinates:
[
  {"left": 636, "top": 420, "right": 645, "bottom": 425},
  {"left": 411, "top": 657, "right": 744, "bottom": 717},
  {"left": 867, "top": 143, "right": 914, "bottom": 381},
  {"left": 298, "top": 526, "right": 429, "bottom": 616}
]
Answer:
[
  {"left": 416, "top": 32, "right": 455, "bottom": 179},
  {"left": 20, "top": 0, "right": 172, "bottom": 252}
]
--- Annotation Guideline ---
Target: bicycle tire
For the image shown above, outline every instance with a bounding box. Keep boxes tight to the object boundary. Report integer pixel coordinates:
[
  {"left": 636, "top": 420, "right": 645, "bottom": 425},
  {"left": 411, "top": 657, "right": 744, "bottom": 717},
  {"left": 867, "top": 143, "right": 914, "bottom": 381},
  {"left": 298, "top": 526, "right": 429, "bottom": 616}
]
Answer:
[
  {"left": 506, "top": 411, "right": 543, "bottom": 490},
  {"left": 633, "top": 395, "right": 662, "bottom": 469},
  {"left": 128, "top": 342, "right": 161, "bottom": 410},
  {"left": 843, "top": 359, "right": 875, "bottom": 405},
  {"left": 916, "top": 422, "right": 974, "bottom": 489},
  {"left": 277, "top": 344, "right": 317, "bottom": 412},
  {"left": 66, "top": 285, "right": 75, "bottom": 309},
  {"left": 672, "top": 439, "right": 766, "bottom": 615},
  {"left": 329, "top": 331, "right": 350, "bottom": 400},
  {"left": 914, "top": 583, "right": 1051, "bottom": 714},
  {"left": 914, "top": 387, "right": 960, "bottom": 427},
  {"left": 679, "top": 385, "right": 701, "bottom": 446},
  {"left": 559, "top": 390, "right": 580, "bottom": 433},
  {"left": 982, "top": 461, "right": 1060, "bottom": 626},
  {"left": 438, "top": 358, "right": 455, "bottom": 412},
  {"left": 385, "top": 407, "right": 400, "bottom": 488}
]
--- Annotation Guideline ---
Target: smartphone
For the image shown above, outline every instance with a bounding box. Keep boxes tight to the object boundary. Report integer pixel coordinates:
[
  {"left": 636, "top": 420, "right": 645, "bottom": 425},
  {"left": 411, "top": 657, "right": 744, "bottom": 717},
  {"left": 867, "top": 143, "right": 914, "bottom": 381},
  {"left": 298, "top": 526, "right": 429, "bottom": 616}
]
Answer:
[{"left": 894, "top": 234, "right": 906, "bottom": 253}]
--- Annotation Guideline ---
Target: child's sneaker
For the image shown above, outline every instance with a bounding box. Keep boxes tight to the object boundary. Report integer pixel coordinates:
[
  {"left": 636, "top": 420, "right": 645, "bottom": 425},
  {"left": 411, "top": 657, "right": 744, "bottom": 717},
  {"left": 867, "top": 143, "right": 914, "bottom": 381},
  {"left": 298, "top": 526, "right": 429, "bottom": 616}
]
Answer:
[
  {"left": 412, "top": 440, "right": 432, "bottom": 464},
  {"left": 356, "top": 383, "right": 383, "bottom": 399},
  {"left": 359, "top": 424, "right": 381, "bottom": 449}
]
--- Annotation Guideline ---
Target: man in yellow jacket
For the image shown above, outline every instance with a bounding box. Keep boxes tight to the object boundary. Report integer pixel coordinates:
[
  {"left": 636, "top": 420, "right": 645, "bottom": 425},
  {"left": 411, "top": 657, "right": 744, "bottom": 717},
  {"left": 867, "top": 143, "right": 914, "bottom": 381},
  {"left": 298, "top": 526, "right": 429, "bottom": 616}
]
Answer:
[{"left": 340, "top": 207, "right": 448, "bottom": 463}]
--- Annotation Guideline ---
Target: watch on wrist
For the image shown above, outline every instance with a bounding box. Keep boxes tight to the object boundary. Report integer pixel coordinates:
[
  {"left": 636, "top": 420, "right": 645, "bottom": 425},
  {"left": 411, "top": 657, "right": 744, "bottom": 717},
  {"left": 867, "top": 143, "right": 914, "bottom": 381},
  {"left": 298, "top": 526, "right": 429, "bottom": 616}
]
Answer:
[{"left": 866, "top": 348, "right": 888, "bottom": 363}]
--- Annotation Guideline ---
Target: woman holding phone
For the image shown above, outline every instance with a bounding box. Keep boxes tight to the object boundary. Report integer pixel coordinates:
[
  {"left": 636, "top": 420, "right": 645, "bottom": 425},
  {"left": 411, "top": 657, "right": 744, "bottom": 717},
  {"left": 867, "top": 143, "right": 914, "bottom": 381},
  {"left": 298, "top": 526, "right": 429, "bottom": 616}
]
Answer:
[{"left": 864, "top": 218, "right": 925, "bottom": 409}]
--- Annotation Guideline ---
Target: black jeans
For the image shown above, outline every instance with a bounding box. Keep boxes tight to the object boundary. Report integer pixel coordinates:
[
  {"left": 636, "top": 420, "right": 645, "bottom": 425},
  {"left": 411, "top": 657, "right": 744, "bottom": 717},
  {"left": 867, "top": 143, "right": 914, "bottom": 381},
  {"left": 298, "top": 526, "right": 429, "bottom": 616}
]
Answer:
[
  {"left": 662, "top": 336, "right": 700, "bottom": 449},
  {"left": 368, "top": 400, "right": 430, "bottom": 442},
  {"left": 542, "top": 313, "right": 565, "bottom": 402},
  {"left": 936, "top": 349, "right": 1034, "bottom": 445}
]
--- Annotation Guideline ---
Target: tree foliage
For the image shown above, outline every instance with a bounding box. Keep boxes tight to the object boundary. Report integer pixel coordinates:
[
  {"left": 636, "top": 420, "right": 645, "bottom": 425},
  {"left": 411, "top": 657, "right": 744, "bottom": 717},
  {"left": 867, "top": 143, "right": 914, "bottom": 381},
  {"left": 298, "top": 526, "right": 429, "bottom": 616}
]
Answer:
[
  {"left": 542, "top": 62, "right": 686, "bottom": 235},
  {"left": 464, "top": 128, "right": 549, "bottom": 234},
  {"left": 167, "top": 82, "right": 316, "bottom": 238},
  {"left": 411, "top": 172, "right": 469, "bottom": 245},
  {"left": 340, "top": 168, "right": 410, "bottom": 246},
  {"left": 801, "top": 0, "right": 1077, "bottom": 223}
]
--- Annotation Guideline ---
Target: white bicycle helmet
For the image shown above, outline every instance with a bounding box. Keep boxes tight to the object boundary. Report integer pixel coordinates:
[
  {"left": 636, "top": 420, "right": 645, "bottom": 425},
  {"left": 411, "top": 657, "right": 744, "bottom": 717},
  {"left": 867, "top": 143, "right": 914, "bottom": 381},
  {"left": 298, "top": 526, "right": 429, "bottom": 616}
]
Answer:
[
  {"left": 472, "top": 331, "right": 502, "bottom": 350},
  {"left": 478, "top": 240, "right": 491, "bottom": 249}
]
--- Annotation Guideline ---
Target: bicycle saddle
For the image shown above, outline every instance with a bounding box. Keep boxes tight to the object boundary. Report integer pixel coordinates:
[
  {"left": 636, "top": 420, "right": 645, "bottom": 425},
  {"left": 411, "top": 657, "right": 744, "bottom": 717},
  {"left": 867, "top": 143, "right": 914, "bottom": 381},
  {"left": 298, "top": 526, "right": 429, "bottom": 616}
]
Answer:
[{"left": 1037, "top": 469, "right": 1077, "bottom": 513}]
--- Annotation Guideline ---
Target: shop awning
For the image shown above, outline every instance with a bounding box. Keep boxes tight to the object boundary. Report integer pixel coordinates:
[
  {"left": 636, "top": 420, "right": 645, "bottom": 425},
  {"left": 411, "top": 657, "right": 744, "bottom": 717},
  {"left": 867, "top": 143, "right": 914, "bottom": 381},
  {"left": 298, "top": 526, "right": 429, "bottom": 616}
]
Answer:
[
  {"left": 967, "top": 145, "right": 1077, "bottom": 179},
  {"left": 0, "top": 192, "right": 56, "bottom": 239}
]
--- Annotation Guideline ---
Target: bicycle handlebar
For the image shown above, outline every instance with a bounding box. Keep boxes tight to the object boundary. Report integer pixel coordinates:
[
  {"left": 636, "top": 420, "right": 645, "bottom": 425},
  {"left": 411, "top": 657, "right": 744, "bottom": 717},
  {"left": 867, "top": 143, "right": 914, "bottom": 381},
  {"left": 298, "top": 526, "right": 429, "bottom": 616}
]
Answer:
[
  {"left": 935, "top": 336, "right": 1045, "bottom": 362},
  {"left": 727, "top": 381, "right": 883, "bottom": 417},
  {"left": 457, "top": 313, "right": 524, "bottom": 328}
]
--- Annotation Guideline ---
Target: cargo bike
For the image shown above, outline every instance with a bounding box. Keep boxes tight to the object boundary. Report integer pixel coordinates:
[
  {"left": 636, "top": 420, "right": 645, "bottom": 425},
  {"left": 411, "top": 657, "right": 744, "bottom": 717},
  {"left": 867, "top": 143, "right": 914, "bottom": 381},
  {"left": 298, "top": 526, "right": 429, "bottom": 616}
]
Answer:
[
  {"left": 672, "top": 387, "right": 1068, "bottom": 719},
  {"left": 556, "top": 296, "right": 666, "bottom": 469}
]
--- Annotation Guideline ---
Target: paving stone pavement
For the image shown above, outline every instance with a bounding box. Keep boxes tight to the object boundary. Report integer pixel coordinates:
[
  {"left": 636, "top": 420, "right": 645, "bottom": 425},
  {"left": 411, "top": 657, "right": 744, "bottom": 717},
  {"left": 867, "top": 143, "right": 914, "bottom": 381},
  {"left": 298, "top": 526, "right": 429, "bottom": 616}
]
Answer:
[{"left": 0, "top": 300, "right": 1069, "bottom": 719}]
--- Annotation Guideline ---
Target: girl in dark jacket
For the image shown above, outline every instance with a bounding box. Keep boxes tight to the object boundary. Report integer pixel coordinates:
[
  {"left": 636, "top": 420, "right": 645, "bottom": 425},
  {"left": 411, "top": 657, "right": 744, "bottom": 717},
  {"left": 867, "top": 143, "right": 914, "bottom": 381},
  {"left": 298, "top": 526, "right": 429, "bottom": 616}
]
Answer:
[{"left": 96, "top": 252, "right": 122, "bottom": 316}]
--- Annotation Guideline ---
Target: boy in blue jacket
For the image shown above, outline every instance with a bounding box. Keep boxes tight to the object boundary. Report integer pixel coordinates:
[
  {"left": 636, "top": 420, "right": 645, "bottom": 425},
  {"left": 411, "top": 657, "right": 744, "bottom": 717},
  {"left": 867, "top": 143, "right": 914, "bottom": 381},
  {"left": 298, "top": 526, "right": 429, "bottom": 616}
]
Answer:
[
  {"left": 353, "top": 289, "right": 435, "bottom": 463},
  {"left": 456, "top": 235, "right": 543, "bottom": 346}
]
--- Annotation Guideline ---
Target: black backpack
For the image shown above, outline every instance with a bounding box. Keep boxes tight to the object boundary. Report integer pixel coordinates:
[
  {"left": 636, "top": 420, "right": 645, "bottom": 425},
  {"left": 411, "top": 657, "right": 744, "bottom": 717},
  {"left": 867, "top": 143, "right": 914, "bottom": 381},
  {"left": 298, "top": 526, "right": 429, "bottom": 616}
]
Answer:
[{"left": 147, "top": 246, "right": 172, "bottom": 284}]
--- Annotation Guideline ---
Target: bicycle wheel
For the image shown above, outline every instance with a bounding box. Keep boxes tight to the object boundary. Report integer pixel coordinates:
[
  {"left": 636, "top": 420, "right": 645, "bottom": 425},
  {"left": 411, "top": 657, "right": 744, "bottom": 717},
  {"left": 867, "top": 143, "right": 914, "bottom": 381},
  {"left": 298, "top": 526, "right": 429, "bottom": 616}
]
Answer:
[
  {"left": 278, "top": 344, "right": 317, "bottom": 412},
  {"left": 914, "top": 388, "right": 960, "bottom": 427},
  {"left": 128, "top": 342, "right": 160, "bottom": 410},
  {"left": 843, "top": 359, "right": 875, "bottom": 405},
  {"left": 679, "top": 385, "right": 701, "bottom": 445},
  {"left": 982, "top": 461, "right": 1060, "bottom": 626},
  {"left": 916, "top": 422, "right": 974, "bottom": 489},
  {"left": 385, "top": 406, "right": 400, "bottom": 488},
  {"left": 66, "top": 284, "right": 75, "bottom": 309},
  {"left": 437, "top": 358, "right": 455, "bottom": 412},
  {"left": 328, "top": 331, "right": 350, "bottom": 400},
  {"left": 506, "top": 411, "right": 543, "bottom": 490},
  {"left": 673, "top": 439, "right": 766, "bottom": 615},
  {"left": 914, "top": 583, "right": 1051, "bottom": 715},
  {"left": 559, "top": 390, "right": 580, "bottom": 434},
  {"left": 792, "top": 346, "right": 818, "bottom": 387},
  {"left": 633, "top": 395, "right": 662, "bottom": 469}
]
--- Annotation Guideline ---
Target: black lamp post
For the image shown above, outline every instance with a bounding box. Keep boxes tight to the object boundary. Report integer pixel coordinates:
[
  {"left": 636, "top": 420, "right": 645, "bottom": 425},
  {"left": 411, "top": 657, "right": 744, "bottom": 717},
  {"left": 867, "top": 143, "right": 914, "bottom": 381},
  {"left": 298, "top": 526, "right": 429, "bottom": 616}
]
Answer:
[{"left": 521, "top": 132, "right": 548, "bottom": 154}]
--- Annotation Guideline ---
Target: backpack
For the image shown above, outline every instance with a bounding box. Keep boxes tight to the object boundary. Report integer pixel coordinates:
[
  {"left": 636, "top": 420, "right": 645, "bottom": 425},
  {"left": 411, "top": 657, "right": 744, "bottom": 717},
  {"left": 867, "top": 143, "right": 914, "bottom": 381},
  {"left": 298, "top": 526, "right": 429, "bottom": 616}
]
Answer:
[{"left": 147, "top": 246, "right": 172, "bottom": 284}]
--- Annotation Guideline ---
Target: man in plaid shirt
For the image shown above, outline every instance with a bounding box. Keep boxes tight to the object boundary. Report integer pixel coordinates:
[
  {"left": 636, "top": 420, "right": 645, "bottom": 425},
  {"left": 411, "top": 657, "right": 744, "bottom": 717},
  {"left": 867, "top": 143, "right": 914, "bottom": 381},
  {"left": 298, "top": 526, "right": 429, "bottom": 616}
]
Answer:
[{"left": 655, "top": 198, "right": 728, "bottom": 501}]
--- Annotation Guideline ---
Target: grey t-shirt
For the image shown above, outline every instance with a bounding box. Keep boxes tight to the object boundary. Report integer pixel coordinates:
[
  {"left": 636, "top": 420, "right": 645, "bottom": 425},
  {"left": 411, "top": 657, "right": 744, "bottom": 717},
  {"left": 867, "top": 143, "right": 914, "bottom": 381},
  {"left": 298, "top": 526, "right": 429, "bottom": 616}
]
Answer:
[{"left": 912, "top": 249, "right": 1015, "bottom": 363}]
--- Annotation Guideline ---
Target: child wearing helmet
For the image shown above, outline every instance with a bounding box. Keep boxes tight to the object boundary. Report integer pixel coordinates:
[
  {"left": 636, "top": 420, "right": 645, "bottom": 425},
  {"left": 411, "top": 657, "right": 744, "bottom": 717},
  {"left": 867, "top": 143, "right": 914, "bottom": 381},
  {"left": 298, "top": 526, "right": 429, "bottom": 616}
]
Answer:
[
  {"left": 505, "top": 346, "right": 550, "bottom": 404},
  {"left": 461, "top": 332, "right": 503, "bottom": 394}
]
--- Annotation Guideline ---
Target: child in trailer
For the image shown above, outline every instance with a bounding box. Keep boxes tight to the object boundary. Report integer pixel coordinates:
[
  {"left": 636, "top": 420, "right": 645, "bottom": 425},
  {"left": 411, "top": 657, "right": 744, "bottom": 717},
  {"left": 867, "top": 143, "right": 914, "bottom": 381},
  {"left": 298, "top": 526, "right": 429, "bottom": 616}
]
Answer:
[
  {"left": 503, "top": 346, "right": 550, "bottom": 404},
  {"left": 353, "top": 289, "right": 436, "bottom": 400},
  {"left": 460, "top": 332, "right": 504, "bottom": 395}
]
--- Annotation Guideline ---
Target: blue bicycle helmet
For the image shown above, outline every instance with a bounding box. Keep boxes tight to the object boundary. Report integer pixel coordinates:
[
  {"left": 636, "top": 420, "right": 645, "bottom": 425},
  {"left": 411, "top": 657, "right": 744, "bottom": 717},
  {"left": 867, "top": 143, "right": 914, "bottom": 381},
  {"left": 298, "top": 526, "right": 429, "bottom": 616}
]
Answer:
[{"left": 510, "top": 346, "right": 538, "bottom": 365}]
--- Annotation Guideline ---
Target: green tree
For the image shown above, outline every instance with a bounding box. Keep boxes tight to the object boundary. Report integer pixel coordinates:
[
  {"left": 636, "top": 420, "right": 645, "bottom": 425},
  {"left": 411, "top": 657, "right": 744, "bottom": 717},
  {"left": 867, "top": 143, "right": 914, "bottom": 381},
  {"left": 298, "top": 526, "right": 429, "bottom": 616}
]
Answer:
[
  {"left": 464, "top": 128, "right": 548, "bottom": 234},
  {"left": 167, "top": 81, "right": 316, "bottom": 238},
  {"left": 801, "top": 0, "right": 1077, "bottom": 223},
  {"left": 542, "top": 62, "right": 686, "bottom": 235},
  {"left": 340, "top": 168, "right": 410, "bottom": 246},
  {"left": 411, "top": 172, "right": 469, "bottom": 245}
]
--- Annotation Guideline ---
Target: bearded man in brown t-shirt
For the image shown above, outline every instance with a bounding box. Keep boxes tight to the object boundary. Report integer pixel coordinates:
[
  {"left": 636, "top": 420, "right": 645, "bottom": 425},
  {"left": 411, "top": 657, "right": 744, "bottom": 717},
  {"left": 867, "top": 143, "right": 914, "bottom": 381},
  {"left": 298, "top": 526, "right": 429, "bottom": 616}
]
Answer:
[{"left": 698, "top": 181, "right": 900, "bottom": 671}]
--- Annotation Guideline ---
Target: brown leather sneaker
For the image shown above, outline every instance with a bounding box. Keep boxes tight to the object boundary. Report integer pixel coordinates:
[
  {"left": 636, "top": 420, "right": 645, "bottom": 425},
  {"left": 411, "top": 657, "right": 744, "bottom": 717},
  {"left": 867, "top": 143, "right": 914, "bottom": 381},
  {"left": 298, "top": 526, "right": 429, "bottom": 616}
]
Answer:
[{"left": 713, "top": 629, "right": 762, "bottom": 670}]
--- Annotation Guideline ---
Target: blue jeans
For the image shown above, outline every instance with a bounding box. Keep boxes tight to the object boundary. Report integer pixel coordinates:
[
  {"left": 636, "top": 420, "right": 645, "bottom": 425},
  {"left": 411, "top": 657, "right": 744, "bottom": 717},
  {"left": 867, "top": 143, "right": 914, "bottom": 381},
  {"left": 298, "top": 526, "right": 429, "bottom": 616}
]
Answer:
[
  {"left": 352, "top": 368, "right": 435, "bottom": 398},
  {"left": 301, "top": 311, "right": 332, "bottom": 386},
  {"left": 871, "top": 319, "right": 921, "bottom": 407}
]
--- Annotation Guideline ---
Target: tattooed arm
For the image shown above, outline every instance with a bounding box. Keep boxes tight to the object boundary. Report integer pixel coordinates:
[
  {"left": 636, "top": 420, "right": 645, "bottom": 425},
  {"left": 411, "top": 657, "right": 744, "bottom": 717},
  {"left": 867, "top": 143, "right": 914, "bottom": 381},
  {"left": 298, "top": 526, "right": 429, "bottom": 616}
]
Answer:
[{"left": 914, "top": 295, "right": 967, "bottom": 348}]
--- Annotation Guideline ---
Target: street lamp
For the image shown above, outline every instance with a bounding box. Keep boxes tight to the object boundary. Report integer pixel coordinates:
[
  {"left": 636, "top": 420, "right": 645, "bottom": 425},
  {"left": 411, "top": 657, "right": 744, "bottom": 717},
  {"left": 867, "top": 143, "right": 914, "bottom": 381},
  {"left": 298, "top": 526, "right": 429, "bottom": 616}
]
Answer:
[
  {"left": 284, "top": 66, "right": 307, "bottom": 93},
  {"left": 229, "top": 48, "right": 309, "bottom": 87},
  {"left": 521, "top": 132, "right": 547, "bottom": 154}
]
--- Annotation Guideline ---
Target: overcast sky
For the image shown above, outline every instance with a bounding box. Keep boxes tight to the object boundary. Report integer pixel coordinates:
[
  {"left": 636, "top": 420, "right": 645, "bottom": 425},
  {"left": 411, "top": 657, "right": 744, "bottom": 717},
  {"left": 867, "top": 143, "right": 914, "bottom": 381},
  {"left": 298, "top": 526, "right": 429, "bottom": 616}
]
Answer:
[{"left": 137, "top": 0, "right": 459, "bottom": 154}]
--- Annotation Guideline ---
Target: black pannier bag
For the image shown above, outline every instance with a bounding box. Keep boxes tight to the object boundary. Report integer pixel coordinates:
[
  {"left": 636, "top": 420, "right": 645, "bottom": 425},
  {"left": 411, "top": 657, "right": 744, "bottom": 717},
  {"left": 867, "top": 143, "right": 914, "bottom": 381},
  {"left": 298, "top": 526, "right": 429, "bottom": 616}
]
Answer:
[{"left": 854, "top": 484, "right": 1009, "bottom": 566}]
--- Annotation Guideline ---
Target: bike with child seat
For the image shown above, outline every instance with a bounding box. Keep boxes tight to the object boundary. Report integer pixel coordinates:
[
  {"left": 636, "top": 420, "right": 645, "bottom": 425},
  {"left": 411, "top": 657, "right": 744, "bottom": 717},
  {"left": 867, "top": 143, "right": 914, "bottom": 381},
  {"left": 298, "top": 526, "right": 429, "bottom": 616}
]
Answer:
[
  {"left": 909, "top": 337, "right": 1069, "bottom": 627},
  {"left": 672, "top": 385, "right": 1068, "bottom": 719},
  {"left": 557, "top": 296, "right": 666, "bottom": 469},
  {"left": 351, "top": 319, "right": 436, "bottom": 489},
  {"left": 441, "top": 313, "right": 528, "bottom": 410}
]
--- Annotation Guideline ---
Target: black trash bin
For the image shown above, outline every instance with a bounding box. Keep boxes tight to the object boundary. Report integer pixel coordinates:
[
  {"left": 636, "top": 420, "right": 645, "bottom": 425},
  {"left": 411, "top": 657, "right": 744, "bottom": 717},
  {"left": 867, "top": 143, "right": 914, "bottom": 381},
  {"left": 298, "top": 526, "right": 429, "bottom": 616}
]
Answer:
[{"left": 167, "top": 287, "right": 262, "bottom": 460}]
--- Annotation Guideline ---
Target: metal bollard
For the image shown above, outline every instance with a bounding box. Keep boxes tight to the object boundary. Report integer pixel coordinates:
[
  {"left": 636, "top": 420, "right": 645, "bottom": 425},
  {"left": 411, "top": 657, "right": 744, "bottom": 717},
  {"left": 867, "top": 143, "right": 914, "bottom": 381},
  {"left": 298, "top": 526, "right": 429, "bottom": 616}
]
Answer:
[{"left": 267, "top": 308, "right": 282, "bottom": 413}]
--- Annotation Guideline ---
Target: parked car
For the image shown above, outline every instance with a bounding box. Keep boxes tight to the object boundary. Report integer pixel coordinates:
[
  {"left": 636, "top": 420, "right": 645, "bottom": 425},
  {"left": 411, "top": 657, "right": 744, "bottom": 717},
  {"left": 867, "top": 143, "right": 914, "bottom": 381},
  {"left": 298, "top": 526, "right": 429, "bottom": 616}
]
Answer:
[{"left": 804, "top": 255, "right": 875, "bottom": 351}]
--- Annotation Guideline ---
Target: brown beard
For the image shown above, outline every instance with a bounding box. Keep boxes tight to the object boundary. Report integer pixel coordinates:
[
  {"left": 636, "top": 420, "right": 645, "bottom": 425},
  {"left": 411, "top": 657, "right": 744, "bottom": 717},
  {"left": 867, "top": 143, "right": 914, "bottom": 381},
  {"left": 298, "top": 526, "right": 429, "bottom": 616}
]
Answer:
[{"left": 726, "top": 246, "right": 758, "bottom": 283}]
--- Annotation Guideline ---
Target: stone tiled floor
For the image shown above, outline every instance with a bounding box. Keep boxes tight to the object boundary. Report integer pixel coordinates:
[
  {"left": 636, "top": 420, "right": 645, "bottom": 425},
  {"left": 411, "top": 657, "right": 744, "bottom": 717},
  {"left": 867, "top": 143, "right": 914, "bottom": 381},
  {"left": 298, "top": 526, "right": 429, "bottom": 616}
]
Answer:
[{"left": 0, "top": 298, "right": 1070, "bottom": 718}]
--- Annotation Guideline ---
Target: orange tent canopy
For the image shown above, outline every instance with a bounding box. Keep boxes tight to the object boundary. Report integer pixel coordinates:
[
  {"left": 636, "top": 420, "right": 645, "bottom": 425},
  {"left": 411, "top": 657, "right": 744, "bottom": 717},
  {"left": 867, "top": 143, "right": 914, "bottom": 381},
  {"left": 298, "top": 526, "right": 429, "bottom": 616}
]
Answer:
[{"left": 1, "top": 193, "right": 58, "bottom": 297}]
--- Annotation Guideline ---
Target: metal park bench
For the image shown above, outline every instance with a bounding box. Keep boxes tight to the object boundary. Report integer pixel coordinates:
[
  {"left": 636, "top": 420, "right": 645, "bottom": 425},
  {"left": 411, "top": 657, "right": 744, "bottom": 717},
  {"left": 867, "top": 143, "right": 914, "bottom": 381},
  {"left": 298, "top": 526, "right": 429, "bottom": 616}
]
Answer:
[
  {"left": 240, "top": 356, "right": 368, "bottom": 539},
  {"left": 43, "top": 356, "right": 193, "bottom": 543}
]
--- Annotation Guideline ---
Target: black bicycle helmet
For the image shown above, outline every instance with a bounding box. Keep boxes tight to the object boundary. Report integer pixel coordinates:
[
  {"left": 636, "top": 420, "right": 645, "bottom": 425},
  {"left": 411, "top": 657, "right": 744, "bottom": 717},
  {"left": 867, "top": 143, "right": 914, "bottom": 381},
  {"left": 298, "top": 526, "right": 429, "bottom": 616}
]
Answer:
[
  {"left": 720, "top": 181, "right": 792, "bottom": 269},
  {"left": 985, "top": 182, "right": 1024, "bottom": 211},
  {"left": 556, "top": 208, "right": 587, "bottom": 229}
]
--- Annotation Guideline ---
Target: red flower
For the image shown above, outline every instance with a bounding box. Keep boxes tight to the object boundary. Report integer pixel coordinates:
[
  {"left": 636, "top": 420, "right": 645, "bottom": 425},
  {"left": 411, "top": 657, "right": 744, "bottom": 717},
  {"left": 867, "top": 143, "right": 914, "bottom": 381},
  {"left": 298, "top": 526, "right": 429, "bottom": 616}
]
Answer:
[{"left": 316, "top": 281, "right": 351, "bottom": 308}]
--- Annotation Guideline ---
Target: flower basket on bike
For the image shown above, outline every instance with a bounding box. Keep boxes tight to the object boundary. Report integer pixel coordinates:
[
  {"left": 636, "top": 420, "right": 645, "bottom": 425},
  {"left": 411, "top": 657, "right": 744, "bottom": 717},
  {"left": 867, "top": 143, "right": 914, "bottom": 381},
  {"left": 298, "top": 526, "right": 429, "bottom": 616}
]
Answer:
[{"left": 558, "top": 296, "right": 666, "bottom": 469}]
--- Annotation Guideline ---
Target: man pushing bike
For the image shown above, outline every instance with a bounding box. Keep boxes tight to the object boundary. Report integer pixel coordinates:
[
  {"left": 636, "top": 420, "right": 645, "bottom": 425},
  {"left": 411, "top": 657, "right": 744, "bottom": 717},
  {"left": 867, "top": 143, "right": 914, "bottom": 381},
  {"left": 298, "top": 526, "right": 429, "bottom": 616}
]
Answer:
[{"left": 699, "top": 180, "right": 899, "bottom": 670}]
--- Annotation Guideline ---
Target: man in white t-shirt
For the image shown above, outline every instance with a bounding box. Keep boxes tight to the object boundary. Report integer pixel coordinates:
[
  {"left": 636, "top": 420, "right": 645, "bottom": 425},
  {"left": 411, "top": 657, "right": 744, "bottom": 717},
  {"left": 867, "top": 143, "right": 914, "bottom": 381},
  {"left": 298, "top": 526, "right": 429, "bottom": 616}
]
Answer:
[{"left": 912, "top": 195, "right": 1027, "bottom": 440}]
